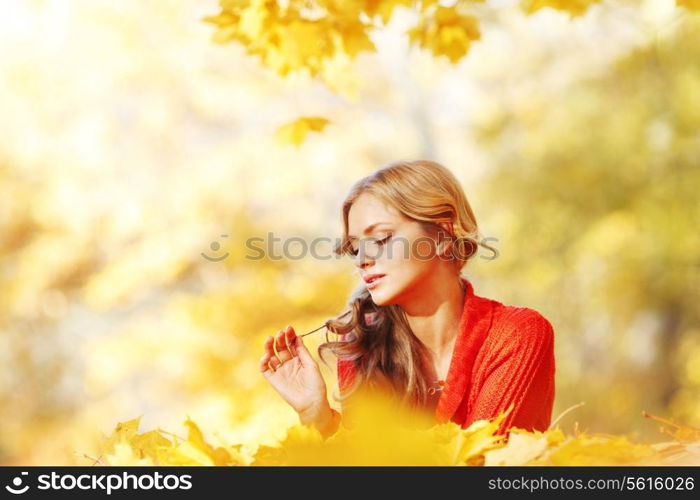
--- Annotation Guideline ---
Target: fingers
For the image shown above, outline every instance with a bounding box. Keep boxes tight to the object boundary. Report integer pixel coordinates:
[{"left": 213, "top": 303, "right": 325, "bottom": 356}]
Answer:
[
  {"left": 260, "top": 326, "right": 298, "bottom": 376},
  {"left": 260, "top": 351, "right": 272, "bottom": 373},
  {"left": 274, "top": 326, "right": 295, "bottom": 363},
  {"left": 260, "top": 336, "right": 278, "bottom": 374},
  {"left": 292, "top": 328, "right": 313, "bottom": 363},
  {"left": 268, "top": 356, "right": 281, "bottom": 372},
  {"left": 264, "top": 335, "right": 277, "bottom": 360},
  {"left": 285, "top": 326, "right": 298, "bottom": 358},
  {"left": 260, "top": 352, "right": 281, "bottom": 376}
]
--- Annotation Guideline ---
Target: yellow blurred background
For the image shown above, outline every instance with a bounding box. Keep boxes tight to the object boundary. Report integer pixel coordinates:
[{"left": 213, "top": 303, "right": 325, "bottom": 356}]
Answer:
[{"left": 0, "top": 0, "right": 698, "bottom": 465}]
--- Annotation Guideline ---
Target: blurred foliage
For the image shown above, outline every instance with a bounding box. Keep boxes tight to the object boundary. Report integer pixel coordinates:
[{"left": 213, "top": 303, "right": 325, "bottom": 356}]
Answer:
[
  {"left": 0, "top": 0, "right": 698, "bottom": 465},
  {"left": 205, "top": 0, "right": 696, "bottom": 143},
  {"left": 92, "top": 395, "right": 700, "bottom": 466},
  {"left": 476, "top": 15, "right": 700, "bottom": 435}
]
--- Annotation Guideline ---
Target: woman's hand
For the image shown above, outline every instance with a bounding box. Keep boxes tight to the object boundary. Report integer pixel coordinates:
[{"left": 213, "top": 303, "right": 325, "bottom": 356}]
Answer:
[{"left": 260, "top": 325, "right": 330, "bottom": 419}]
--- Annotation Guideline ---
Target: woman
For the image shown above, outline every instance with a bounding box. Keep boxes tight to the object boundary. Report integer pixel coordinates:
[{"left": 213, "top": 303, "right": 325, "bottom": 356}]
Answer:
[{"left": 260, "top": 159, "right": 555, "bottom": 440}]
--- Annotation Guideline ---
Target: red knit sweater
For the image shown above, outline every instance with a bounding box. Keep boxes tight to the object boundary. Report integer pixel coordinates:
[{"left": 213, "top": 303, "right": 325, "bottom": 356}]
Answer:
[{"left": 336, "top": 277, "right": 556, "bottom": 436}]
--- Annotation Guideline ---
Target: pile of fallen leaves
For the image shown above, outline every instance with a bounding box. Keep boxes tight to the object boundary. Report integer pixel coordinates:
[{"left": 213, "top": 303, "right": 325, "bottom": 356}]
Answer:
[{"left": 86, "top": 395, "right": 700, "bottom": 466}]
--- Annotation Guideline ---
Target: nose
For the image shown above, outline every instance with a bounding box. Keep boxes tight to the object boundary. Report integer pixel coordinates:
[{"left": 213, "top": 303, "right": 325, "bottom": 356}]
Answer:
[{"left": 354, "top": 248, "right": 375, "bottom": 271}]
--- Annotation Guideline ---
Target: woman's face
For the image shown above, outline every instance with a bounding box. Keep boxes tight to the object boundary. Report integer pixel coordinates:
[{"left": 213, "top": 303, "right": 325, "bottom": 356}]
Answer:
[{"left": 347, "top": 192, "right": 449, "bottom": 307}]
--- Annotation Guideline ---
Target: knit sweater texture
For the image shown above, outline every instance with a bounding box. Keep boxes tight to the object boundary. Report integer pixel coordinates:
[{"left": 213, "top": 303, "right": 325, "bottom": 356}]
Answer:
[{"left": 336, "top": 277, "right": 556, "bottom": 435}]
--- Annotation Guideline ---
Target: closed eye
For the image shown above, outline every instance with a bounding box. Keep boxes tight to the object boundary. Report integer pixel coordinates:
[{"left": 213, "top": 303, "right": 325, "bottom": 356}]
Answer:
[
  {"left": 348, "top": 234, "right": 393, "bottom": 257},
  {"left": 377, "top": 234, "right": 392, "bottom": 246}
]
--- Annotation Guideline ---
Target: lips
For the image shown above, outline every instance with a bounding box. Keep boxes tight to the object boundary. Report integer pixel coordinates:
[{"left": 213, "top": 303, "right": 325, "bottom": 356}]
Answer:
[{"left": 363, "top": 273, "right": 386, "bottom": 284}]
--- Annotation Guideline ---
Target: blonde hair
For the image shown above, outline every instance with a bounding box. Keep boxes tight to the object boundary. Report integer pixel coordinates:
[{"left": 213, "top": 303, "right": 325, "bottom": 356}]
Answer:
[{"left": 318, "top": 159, "right": 495, "bottom": 415}]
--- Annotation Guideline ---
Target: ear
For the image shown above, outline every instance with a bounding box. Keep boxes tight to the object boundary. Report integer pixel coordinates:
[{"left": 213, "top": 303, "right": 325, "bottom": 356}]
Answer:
[
  {"left": 437, "top": 221, "right": 454, "bottom": 237},
  {"left": 436, "top": 221, "right": 455, "bottom": 257}
]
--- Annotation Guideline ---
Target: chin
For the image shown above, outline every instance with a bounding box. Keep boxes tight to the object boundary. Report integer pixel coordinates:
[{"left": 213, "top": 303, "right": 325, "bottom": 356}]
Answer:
[
  {"left": 370, "top": 296, "right": 391, "bottom": 307},
  {"left": 368, "top": 288, "right": 398, "bottom": 307}
]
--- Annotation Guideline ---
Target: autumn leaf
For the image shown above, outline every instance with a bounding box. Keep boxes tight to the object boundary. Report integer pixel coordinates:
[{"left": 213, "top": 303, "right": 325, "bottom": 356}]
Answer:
[
  {"left": 95, "top": 404, "right": 700, "bottom": 466},
  {"left": 97, "top": 415, "right": 249, "bottom": 466},
  {"left": 129, "top": 430, "right": 172, "bottom": 462},
  {"left": 437, "top": 404, "right": 520, "bottom": 465},
  {"left": 363, "top": 0, "right": 415, "bottom": 25},
  {"left": 98, "top": 415, "right": 143, "bottom": 457},
  {"left": 104, "top": 438, "right": 155, "bottom": 466},
  {"left": 269, "top": 21, "right": 333, "bottom": 76},
  {"left": 484, "top": 427, "right": 565, "bottom": 466},
  {"left": 275, "top": 116, "right": 331, "bottom": 146},
  {"left": 238, "top": 0, "right": 270, "bottom": 40},
  {"left": 159, "top": 417, "right": 247, "bottom": 466},
  {"left": 334, "top": 21, "right": 375, "bottom": 58},
  {"left": 98, "top": 416, "right": 165, "bottom": 466},
  {"left": 407, "top": 5, "right": 481, "bottom": 64}
]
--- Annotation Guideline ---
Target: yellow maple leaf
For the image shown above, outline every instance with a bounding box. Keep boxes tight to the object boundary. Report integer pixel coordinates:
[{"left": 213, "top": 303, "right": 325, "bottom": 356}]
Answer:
[
  {"left": 202, "top": 8, "right": 242, "bottom": 45},
  {"left": 544, "top": 426, "right": 567, "bottom": 446},
  {"left": 407, "top": 5, "right": 481, "bottom": 64},
  {"left": 483, "top": 428, "right": 550, "bottom": 466},
  {"left": 202, "top": 11, "right": 238, "bottom": 29},
  {"left": 275, "top": 116, "right": 331, "bottom": 146},
  {"left": 449, "top": 408, "right": 513, "bottom": 465},
  {"left": 238, "top": 0, "right": 269, "bottom": 40},
  {"left": 364, "top": 0, "right": 414, "bottom": 25},
  {"left": 336, "top": 22, "right": 375, "bottom": 58},
  {"left": 99, "top": 415, "right": 249, "bottom": 466},
  {"left": 99, "top": 415, "right": 143, "bottom": 457},
  {"left": 104, "top": 438, "right": 155, "bottom": 466},
  {"left": 271, "top": 21, "right": 331, "bottom": 76},
  {"left": 160, "top": 417, "right": 246, "bottom": 466},
  {"left": 129, "top": 429, "right": 173, "bottom": 462}
]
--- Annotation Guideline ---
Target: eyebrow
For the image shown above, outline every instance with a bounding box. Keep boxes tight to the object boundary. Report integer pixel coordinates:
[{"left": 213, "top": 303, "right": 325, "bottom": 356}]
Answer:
[{"left": 348, "top": 222, "right": 393, "bottom": 241}]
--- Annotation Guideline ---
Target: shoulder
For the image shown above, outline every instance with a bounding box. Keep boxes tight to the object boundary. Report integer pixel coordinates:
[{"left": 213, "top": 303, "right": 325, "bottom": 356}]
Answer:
[{"left": 486, "top": 304, "right": 555, "bottom": 352}]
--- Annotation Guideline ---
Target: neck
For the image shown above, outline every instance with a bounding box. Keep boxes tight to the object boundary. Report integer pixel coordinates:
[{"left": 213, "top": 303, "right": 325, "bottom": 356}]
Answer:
[{"left": 401, "top": 271, "right": 466, "bottom": 362}]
